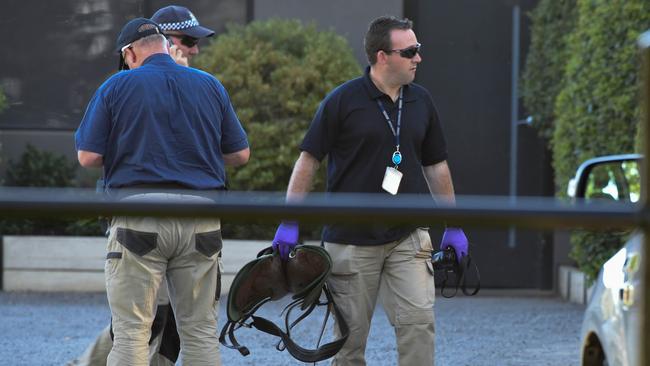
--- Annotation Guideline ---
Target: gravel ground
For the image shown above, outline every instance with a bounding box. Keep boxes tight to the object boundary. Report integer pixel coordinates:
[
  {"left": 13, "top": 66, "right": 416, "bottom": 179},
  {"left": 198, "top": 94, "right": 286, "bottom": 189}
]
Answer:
[{"left": 0, "top": 291, "right": 584, "bottom": 365}]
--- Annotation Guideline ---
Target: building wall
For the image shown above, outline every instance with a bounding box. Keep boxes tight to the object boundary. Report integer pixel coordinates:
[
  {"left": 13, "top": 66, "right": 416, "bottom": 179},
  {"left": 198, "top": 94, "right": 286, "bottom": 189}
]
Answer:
[
  {"left": 409, "top": 0, "right": 551, "bottom": 288},
  {"left": 0, "top": 0, "right": 247, "bottom": 175},
  {"left": 253, "top": 0, "right": 403, "bottom": 66}
]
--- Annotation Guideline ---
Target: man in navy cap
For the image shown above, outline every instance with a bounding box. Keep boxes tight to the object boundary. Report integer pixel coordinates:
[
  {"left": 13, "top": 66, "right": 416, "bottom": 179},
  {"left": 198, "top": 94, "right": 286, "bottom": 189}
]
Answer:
[
  {"left": 69, "top": 8, "right": 224, "bottom": 366},
  {"left": 74, "top": 16, "right": 249, "bottom": 366},
  {"left": 152, "top": 5, "right": 215, "bottom": 67}
]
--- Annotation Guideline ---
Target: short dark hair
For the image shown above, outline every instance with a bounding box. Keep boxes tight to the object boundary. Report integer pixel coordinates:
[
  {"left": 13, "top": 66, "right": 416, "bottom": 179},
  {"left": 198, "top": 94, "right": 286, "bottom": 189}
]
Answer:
[{"left": 364, "top": 16, "right": 413, "bottom": 65}]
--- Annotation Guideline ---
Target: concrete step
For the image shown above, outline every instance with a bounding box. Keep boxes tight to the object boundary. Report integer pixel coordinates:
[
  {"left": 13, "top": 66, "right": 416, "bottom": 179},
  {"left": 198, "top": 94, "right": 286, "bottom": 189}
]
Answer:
[
  {"left": 558, "top": 265, "right": 593, "bottom": 304},
  {"left": 1, "top": 235, "right": 319, "bottom": 295}
]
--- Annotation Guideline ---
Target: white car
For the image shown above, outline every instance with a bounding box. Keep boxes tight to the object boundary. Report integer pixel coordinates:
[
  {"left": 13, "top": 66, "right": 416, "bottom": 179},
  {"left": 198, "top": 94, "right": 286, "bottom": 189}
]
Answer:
[{"left": 567, "top": 154, "right": 642, "bottom": 366}]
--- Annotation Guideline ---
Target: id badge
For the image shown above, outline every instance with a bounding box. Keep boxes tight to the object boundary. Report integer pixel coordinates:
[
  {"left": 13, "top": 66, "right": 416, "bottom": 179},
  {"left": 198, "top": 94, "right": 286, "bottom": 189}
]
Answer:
[{"left": 382, "top": 166, "right": 402, "bottom": 195}]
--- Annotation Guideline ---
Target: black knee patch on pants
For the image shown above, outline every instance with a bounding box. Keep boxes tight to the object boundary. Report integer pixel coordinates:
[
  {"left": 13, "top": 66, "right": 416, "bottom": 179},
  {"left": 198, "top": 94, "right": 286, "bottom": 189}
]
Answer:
[
  {"left": 150, "top": 304, "right": 170, "bottom": 344},
  {"left": 216, "top": 252, "right": 222, "bottom": 301},
  {"left": 158, "top": 306, "right": 181, "bottom": 363}
]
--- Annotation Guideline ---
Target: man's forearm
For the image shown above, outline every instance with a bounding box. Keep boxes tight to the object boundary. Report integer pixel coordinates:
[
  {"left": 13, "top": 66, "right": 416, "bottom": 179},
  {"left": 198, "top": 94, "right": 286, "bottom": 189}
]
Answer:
[
  {"left": 286, "top": 151, "right": 320, "bottom": 202},
  {"left": 422, "top": 160, "right": 456, "bottom": 205}
]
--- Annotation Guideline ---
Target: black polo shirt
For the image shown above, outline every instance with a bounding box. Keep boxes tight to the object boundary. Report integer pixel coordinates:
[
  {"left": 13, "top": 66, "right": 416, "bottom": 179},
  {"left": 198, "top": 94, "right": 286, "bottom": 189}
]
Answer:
[{"left": 301, "top": 66, "right": 448, "bottom": 245}]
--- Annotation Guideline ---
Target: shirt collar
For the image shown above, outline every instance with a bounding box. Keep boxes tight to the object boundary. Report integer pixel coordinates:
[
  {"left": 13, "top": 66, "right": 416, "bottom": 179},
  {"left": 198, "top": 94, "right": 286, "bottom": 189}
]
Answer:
[
  {"left": 141, "top": 53, "right": 177, "bottom": 66},
  {"left": 362, "top": 66, "right": 417, "bottom": 102}
]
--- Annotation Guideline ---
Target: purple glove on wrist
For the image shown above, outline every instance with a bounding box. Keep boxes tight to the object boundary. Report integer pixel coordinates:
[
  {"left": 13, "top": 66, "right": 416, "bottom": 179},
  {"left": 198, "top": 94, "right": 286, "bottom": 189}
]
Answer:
[
  {"left": 440, "top": 227, "right": 469, "bottom": 263},
  {"left": 272, "top": 221, "right": 299, "bottom": 260}
]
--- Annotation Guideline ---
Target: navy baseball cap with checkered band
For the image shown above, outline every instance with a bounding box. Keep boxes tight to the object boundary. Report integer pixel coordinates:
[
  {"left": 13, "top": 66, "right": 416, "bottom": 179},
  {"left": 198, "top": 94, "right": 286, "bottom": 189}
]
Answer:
[{"left": 151, "top": 5, "right": 215, "bottom": 38}]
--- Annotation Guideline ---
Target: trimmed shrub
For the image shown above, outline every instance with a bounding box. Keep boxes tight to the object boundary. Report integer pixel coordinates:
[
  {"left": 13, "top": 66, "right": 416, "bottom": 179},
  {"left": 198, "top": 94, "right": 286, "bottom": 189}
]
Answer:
[
  {"left": 194, "top": 19, "right": 361, "bottom": 239},
  {"left": 520, "top": 0, "right": 577, "bottom": 140},
  {"left": 0, "top": 144, "right": 102, "bottom": 236},
  {"left": 0, "top": 86, "right": 7, "bottom": 114},
  {"left": 194, "top": 19, "right": 361, "bottom": 192},
  {"left": 552, "top": 0, "right": 650, "bottom": 281},
  {"left": 5, "top": 144, "right": 76, "bottom": 187}
]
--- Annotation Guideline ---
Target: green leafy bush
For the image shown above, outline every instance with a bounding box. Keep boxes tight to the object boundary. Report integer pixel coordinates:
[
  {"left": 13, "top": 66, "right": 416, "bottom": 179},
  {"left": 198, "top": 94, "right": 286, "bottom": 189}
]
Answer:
[
  {"left": 0, "top": 144, "right": 103, "bottom": 236},
  {"left": 520, "top": 0, "right": 577, "bottom": 139},
  {"left": 5, "top": 144, "right": 76, "bottom": 187},
  {"left": 551, "top": 0, "right": 650, "bottom": 281},
  {"left": 194, "top": 19, "right": 361, "bottom": 191},
  {"left": 0, "top": 86, "right": 7, "bottom": 114},
  {"left": 194, "top": 19, "right": 361, "bottom": 239}
]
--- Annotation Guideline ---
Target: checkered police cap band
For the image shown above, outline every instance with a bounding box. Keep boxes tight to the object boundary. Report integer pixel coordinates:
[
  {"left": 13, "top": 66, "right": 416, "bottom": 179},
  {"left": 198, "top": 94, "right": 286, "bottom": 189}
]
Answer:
[{"left": 158, "top": 18, "right": 200, "bottom": 31}]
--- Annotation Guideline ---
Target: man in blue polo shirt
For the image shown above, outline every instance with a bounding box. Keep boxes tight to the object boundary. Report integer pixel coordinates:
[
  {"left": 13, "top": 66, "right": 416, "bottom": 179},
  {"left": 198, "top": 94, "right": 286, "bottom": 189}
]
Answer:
[
  {"left": 69, "top": 8, "right": 222, "bottom": 366},
  {"left": 272, "top": 16, "right": 469, "bottom": 365},
  {"left": 75, "top": 18, "right": 248, "bottom": 366}
]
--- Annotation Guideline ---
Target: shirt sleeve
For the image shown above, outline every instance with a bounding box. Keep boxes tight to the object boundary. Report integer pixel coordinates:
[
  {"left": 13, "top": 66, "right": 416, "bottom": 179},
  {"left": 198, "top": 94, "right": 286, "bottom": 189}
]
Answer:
[
  {"left": 299, "top": 92, "right": 339, "bottom": 161},
  {"left": 217, "top": 84, "right": 249, "bottom": 154},
  {"left": 75, "top": 86, "right": 111, "bottom": 155},
  {"left": 421, "top": 92, "right": 448, "bottom": 166}
]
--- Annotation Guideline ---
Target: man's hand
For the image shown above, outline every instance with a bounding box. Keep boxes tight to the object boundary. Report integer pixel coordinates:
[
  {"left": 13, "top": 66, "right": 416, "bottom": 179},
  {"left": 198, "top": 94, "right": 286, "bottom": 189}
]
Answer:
[
  {"left": 440, "top": 227, "right": 469, "bottom": 263},
  {"left": 169, "top": 45, "right": 189, "bottom": 67},
  {"left": 272, "top": 222, "right": 299, "bottom": 260}
]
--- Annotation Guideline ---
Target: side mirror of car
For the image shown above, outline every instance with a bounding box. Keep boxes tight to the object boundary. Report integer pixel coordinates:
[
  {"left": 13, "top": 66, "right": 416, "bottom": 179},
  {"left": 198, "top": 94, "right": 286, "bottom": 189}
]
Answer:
[{"left": 568, "top": 154, "right": 642, "bottom": 202}]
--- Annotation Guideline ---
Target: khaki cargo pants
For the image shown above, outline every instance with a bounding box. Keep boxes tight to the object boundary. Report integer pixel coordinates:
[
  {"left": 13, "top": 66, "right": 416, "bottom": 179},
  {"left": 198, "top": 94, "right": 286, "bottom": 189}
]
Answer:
[
  {"left": 66, "top": 278, "right": 178, "bottom": 366},
  {"left": 105, "top": 194, "right": 222, "bottom": 366},
  {"left": 325, "top": 228, "right": 435, "bottom": 366}
]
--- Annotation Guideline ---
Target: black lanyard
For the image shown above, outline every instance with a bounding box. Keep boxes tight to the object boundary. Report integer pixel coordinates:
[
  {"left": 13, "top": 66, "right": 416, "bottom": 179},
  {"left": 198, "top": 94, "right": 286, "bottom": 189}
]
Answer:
[{"left": 376, "top": 87, "right": 404, "bottom": 167}]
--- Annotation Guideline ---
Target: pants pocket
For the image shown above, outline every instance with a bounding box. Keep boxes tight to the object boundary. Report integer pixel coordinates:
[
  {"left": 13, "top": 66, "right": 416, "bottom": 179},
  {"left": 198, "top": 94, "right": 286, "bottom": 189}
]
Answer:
[
  {"left": 195, "top": 230, "right": 223, "bottom": 257},
  {"left": 105, "top": 229, "right": 122, "bottom": 278},
  {"left": 412, "top": 228, "right": 434, "bottom": 259},
  {"left": 116, "top": 227, "right": 158, "bottom": 256}
]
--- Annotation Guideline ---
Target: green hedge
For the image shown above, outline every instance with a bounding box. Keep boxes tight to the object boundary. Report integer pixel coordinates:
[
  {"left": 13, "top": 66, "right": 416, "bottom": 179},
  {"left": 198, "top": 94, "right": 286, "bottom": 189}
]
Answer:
[
  {"left": 195, "top": 19, "right": 361, "bottom": 191},
  {"left": 0, "top": 86, "right": 7, "bottom": 114},
  {"left": 551, "top": 0, "right": 650, "bottom": 281},
  {"left": 194, "top": 19, "right": 361, "bottom": 239},
  {"left": 520, "top": 0, "right": 577, "bottom": 140},
  {"left": 0, "top": 144, "right": 103, "bottom": 236}
]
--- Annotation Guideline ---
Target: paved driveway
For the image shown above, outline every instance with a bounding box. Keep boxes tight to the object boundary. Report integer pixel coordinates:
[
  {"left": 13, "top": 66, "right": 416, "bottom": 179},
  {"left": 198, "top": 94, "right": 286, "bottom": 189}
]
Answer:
[{"left": 0, "top": 291, "right": 584, "bottom": 365}]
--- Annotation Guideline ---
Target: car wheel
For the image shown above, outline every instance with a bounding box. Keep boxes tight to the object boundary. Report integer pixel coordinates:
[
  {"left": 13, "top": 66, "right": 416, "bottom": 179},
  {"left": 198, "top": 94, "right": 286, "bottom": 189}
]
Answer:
[{"left": 582, "top": 334, "right": 607, "bottom": 366}]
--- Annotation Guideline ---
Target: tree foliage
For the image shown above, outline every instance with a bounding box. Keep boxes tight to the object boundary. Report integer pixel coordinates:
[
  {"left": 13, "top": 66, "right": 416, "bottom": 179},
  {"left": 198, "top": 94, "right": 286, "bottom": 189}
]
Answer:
[
  {"left": 0, "top": 86, "right": 7, "bottom": 114},
  {"left": 0, "top": 144, "right": 102, "bottom": 236},
  {"left": 520, "top": 0, "right": 577, "bottom": 140},
  {"left": 194, "top": 19, "right": 361, "bottom": 192},
  {"left": 550, "top": 0, "right": 650, "bottom": 281},
  {"left": 5, "top": 144, "right": 76, "bottom": 187}
]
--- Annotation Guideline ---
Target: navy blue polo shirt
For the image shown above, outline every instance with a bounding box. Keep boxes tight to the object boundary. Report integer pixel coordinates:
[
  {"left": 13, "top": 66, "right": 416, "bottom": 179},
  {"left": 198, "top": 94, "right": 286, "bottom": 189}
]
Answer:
[
  {"left": 301, "top": 66, "right": 448, "bottom": 245},
  {"left": 75, "top": 53, "right": 248, "bottom": 190}
]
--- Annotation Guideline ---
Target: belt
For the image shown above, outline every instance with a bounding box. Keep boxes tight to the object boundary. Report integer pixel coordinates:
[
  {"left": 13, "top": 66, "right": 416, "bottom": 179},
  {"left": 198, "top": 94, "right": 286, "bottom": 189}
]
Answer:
[{"left": 110, "top": 183, "right": 225, "bottom": 201}]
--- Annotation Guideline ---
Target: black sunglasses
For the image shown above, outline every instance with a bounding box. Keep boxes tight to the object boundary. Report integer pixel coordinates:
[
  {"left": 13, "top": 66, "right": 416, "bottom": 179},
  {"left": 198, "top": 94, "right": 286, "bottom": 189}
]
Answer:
[
  {"left": 169, "top": 34, "right": 199, "bottom": 48},
  {"left": 384, "top": 43, "right": 422, "bottom": 59}
]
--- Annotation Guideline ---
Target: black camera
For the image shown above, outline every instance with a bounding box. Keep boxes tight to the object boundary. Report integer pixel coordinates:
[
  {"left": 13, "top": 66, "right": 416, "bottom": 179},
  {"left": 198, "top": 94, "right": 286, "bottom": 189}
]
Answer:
[
  {"left": 431, "top": 247, "right": 457, "bottom": 271},
  {"left": 430, "top": 247, "right": 480, "bottom": 298}
]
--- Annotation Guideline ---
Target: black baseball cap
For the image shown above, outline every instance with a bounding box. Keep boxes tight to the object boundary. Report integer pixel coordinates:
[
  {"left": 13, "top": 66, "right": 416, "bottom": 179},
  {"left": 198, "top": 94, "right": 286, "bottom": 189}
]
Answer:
[
  {"left": 116, "top": 18, "right": 164, "bottom": 70},
  {"left": 151, "top": 5, "right": 215, "bottom": 39}
]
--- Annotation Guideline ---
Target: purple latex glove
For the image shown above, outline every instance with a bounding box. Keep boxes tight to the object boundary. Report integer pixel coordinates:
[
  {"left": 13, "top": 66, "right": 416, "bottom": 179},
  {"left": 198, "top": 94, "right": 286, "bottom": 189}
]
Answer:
[
  {"left": 272, "top": 221, "right": 299, "bottom": 260},
  {"left": 440, "top": 227, "right": 469, "bottom": 263}
]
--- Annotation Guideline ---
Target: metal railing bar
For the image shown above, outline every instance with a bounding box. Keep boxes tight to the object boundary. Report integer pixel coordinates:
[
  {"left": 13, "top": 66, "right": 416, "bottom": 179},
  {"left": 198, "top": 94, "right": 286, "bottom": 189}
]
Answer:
[{"left": 0, "top": 188, "right": 642, "bottom": 230}]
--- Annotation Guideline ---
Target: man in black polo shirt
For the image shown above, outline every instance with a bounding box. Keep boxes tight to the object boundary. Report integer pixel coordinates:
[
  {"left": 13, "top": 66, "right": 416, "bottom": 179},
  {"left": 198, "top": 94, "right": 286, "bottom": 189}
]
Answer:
[{"left": 272, "top": 16, "right": 469, "bottom": 365}]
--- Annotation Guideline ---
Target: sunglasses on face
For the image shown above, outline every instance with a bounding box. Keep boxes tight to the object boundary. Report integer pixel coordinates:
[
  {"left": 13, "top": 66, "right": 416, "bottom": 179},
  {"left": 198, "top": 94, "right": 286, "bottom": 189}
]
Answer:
[
  {"left": 169, "top": 34, "right": 199, "bottom": 48},
  {"left": 384, "top": 43, "right": 422, "bottom": 59}
]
